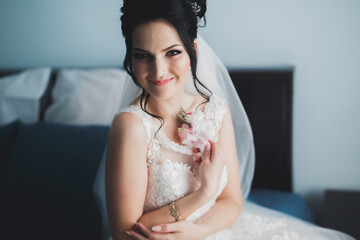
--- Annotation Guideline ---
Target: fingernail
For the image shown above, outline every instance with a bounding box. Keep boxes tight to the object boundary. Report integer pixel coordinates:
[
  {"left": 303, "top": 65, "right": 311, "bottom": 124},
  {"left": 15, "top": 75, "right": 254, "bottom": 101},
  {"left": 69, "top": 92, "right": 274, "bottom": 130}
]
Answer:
[
  {"left": 152, "top": 225, "right": 162, "bottom": 232},
  {"left": 125, "top": 231, "right": 133, "bottom": 237}
]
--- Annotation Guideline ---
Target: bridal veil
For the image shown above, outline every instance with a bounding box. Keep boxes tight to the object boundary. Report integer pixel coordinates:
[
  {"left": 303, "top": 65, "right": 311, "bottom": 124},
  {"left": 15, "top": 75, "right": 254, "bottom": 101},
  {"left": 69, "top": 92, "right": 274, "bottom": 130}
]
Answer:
[
  {"left": 93, "top": 36, "right": 354, "bottom": 239},
  {"left": 93, "top": 35, "right": 255, "bottom": 239}
]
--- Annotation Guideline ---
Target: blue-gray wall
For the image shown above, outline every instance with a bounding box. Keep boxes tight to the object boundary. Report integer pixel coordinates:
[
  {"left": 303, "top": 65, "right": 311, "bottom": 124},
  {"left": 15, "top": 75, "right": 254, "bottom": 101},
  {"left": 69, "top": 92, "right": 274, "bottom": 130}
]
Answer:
[
  {"left": 1, "top": 0, "right": 359, "bottom": 221},
  {"left": 0, "top": 0, "right": 123, "bottom": 68},
  {"left": 201, "top": 0, "right": 360, "bottom": 221}
]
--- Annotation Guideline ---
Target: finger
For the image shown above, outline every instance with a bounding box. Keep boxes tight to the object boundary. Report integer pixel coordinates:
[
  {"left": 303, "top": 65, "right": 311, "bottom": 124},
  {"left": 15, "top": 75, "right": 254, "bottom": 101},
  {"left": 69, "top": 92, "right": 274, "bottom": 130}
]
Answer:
[
  {"left": 192, "top": 151, "right": 201, "bottom": 162},
  {"left": 136, "top": 222, "right": 152, "bottom": 237},
  {"left": 202, "top": 142, "right": 211, "bottom": 161},
  {"left": 209, "top": 140, "right": 216, "bottom": 152},
  {"left": 192, "top": 147, "right": 200, "bottom": 153},
  {"left": 208, "top": 141, "right": 219, "bottom": 163},
  {"left": 127, "top": 230, "right": 148, "bottom": 240},
  {"left": 132, "top": 222, "right": 140, "bottom": 232},
  {"left": 151, "top": 221, "right": 184, "bottom": 233},
  {"left": 195, "top": 156, "right": 202, "bottom": 163},
  {"left": 209, "top": 141, "right": 222, "bottom": 163}
]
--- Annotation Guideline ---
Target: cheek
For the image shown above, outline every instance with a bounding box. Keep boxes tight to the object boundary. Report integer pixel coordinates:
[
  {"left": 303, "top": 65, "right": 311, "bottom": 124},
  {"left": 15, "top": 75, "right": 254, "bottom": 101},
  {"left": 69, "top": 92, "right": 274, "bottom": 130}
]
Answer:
[
  {"left": 132, "top": 63, "right": 149, "bottom": 90},
  {"left": 172, "top": 55, "right": 191, "bottom": 76},
  {"left": 132, "top": 61, "right": 147, "bottom": 79}
]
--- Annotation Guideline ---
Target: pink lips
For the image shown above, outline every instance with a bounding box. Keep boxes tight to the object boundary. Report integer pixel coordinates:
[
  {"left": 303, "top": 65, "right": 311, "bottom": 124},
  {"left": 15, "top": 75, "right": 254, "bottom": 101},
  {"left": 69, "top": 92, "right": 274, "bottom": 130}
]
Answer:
[{"left": 149, "top": 77, "right": 174, "bottom": 86}]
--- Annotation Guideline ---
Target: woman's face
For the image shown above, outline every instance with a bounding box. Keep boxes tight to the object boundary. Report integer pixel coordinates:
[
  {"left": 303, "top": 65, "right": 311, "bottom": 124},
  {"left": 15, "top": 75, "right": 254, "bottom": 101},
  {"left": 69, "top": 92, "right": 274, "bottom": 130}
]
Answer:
[{"left": 131, "top": 19, "right": 191, "bottom": 100}]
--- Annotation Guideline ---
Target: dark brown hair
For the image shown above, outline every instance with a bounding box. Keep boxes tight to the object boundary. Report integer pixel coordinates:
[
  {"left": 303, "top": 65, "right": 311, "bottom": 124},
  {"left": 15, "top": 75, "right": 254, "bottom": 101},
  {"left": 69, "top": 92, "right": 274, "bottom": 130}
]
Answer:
[{"left": 120, "top": 0, "right": 212, "bottom": 129}]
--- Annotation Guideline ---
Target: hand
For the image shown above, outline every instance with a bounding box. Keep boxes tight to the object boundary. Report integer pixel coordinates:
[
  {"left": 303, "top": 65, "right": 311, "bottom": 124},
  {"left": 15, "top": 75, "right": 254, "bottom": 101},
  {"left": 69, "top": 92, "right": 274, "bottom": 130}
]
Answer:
[
  {"left": 198, "top": 141, "right": 225, "bottom": 199},
  {"left": 192, "top": 147, "right": 202, "bottom": 163},
  {"left": 126, "top": 221, "right": 206, "bottom": 240}
]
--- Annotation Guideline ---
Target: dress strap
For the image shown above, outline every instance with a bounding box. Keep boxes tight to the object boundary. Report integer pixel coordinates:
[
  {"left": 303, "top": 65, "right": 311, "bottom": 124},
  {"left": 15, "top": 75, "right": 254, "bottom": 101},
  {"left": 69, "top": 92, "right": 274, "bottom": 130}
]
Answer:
[
  {"left": 116, "top": 105, "right": 159, "bottom": 167},
  {"left": 204, "top": 95, "right": 227, "bottom": 138}
]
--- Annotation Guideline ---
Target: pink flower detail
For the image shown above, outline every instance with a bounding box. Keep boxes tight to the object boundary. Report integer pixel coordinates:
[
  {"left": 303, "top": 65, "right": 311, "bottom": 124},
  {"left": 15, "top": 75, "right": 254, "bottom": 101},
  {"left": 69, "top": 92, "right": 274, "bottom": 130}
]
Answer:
[
  {"left": 177, "top": 110, "right": 218, "bottom": 152},
  {"left": 178, "top": 124, "right": 197, "bottom": 148}
]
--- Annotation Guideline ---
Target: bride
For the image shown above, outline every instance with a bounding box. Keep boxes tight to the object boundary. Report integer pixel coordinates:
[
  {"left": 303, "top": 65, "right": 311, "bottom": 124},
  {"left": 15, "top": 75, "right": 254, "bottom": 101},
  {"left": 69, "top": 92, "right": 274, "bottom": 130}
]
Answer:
[{"left": 94, "top": 0, "right": 355, "bottom": 239}]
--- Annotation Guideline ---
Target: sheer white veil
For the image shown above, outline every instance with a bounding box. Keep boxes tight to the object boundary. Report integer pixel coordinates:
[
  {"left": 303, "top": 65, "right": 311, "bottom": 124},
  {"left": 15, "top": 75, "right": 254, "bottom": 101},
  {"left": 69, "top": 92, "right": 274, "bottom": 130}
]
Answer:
[{"left": 93, "top": 35, "right": 255, "bottom": 240}]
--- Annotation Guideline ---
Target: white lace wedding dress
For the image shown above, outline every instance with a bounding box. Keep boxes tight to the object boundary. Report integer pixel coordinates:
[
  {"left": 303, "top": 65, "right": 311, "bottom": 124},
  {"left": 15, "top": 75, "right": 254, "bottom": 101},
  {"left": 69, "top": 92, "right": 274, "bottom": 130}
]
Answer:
[{"left": 111, "top": 95, "right": 354, "bottom": 240}]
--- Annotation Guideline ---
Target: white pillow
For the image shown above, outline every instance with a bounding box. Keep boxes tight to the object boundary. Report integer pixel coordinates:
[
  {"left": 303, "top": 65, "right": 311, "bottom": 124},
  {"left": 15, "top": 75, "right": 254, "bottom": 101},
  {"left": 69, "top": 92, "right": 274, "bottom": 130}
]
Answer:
[
  {"left": 0, "top": 68, "right": 51, "bottom": 125},
  {"left": 44, "top": 68, "right": 138, "bottom": 125}
]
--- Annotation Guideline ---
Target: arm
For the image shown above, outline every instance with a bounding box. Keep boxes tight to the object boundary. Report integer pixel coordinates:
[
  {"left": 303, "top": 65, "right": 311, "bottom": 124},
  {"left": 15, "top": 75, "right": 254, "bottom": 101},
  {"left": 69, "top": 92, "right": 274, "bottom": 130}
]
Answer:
[
  {"left": 106, "top": 112, "right": 218, "bottom": 239},
  {"left": 195, "top": 104, "right": 243, "bottom": 234},
  {"left": 133, "top": 104, "right": 243, "bottom": 239},
  {"left": 105, "top": 112, "right": 149, "bottom": 240},
  {"left": 137, "top": 184, "right": 214, "bottom": 228}
]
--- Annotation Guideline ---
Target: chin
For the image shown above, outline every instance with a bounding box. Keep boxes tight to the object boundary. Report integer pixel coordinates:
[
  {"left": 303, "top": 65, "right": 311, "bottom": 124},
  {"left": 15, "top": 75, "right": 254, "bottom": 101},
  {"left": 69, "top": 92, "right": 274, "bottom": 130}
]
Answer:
[{"left": 145, "top": 82, "right": 185, "bottom": 101}]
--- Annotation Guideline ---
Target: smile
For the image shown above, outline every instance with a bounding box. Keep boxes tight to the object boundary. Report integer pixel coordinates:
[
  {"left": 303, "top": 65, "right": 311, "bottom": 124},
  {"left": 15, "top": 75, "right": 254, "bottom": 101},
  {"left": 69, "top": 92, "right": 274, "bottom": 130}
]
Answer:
[{"left": 148, "top": 77, "right": 174, "bottom": 86}]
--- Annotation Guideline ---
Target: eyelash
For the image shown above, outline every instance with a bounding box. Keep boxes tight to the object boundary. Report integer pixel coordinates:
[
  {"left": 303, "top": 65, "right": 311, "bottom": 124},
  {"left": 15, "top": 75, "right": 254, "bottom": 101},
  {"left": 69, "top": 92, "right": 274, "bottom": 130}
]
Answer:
[
  {"left": 133, "top": 50, "right": 182, "bottom": 60},
  {"left": 166, "top": 50, "right": 182, "bottom": 56},
  {"left": 133, "top": 53, "right": 151, "bottom": 59}
]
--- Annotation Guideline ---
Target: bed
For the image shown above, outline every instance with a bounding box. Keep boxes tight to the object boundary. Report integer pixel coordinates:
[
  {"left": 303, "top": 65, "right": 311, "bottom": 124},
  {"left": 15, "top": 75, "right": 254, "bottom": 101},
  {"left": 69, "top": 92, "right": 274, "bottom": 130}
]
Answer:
[{"left": 0, "top": 67, "right": 314, "bottom": 239}]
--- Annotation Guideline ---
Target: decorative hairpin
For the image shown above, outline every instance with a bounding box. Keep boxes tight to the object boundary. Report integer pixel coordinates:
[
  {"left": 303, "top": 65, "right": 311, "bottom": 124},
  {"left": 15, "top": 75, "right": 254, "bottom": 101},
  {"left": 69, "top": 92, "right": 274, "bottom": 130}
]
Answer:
[
  {"left": 190, "top": 1, "right": 201, "bottom": 15},
  {"left": 187, "top": 0, "right": 202, "bottom": 23}
]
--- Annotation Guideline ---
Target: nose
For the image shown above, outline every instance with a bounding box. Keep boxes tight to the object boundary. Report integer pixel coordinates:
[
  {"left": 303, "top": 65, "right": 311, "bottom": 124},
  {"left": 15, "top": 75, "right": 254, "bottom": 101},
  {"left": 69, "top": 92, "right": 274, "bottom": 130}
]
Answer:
[{"left": 151, "top": 57, "right": 168, "bottom": 79}]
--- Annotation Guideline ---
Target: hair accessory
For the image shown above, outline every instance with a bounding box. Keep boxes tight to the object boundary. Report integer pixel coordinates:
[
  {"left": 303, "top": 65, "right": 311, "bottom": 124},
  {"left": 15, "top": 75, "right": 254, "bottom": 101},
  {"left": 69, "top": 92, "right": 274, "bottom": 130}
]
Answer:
[
  {"left": 187, "top": 0, "right": 202, "bottom": 23},
  {"left": 169, "top": 201, "right": 183, "bottom": 221}
]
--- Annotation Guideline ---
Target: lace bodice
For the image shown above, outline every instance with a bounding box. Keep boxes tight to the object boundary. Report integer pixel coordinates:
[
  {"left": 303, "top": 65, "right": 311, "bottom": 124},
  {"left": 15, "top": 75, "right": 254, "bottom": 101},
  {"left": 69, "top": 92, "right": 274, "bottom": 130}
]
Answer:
[
  {"left": 116, "top": 95, "right": 228, "bottom": 222},
  {"left": 111, "top": 95, "right": 354, "bottom": 240}
]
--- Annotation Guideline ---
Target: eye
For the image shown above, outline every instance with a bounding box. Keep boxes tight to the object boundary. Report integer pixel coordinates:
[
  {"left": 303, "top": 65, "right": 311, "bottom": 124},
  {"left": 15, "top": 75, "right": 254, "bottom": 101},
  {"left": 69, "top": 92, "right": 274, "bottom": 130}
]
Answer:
[
  {"left": 133, "top": 53, "right": 151, "bottom": 59},
  {"left": 166, "top": 50, "right": 182, "bottom": 56}
]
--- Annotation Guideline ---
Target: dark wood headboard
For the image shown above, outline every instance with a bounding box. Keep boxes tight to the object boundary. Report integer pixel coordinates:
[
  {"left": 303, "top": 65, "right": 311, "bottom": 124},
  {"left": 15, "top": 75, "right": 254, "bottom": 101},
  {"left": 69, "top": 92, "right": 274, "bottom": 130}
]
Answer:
[
  {"left": 230, "top": 69, "right": 294, "bottom": 192},
  {"left": 1, "top": 68, "right": 294, "bottom": 192}
]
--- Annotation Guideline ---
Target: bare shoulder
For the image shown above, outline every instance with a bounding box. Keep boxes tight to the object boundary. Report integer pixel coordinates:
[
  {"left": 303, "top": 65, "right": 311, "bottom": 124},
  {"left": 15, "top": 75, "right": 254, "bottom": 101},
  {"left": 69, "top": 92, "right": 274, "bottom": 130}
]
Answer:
[
  {"left": 218, "top": 101, "right": 233, "bottom": 135},
  {"left": 106, "top": 110, "right": 148, "bottom": 171},
  {"left": 109, "top": 111, "right": 147, "bottom": 143}
]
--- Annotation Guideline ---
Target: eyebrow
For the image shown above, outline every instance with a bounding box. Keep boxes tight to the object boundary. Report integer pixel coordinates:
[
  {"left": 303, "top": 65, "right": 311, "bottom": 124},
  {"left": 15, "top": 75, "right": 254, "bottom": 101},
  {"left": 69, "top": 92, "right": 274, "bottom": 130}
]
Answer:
[{"left": 133, "top": 44, "right": 182, "bottom": 53}]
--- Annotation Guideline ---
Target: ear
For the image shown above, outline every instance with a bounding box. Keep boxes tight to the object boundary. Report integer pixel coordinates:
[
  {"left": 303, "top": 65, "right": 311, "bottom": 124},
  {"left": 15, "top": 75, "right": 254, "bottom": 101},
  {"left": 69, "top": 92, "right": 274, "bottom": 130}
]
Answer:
[{"left": 194, "top": 40, "right": 198, "bottom": 54}]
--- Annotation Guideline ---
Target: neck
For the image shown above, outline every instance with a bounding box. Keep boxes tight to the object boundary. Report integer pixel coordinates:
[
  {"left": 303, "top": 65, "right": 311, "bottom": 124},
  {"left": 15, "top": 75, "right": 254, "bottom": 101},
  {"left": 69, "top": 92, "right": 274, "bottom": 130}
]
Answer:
[{"left": 146, "top": 92, "right": 191, "bottom": 121}]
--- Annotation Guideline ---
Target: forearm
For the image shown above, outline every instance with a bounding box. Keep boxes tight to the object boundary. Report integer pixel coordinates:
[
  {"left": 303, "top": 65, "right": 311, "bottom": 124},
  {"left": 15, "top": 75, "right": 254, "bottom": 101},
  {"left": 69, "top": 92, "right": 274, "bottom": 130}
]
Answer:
[
  {"left": 195, "top": 197, "right": 242, "bottom": 237},
  {"left": 138, "top": 187, "right": 212, "bottom": 228}
]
